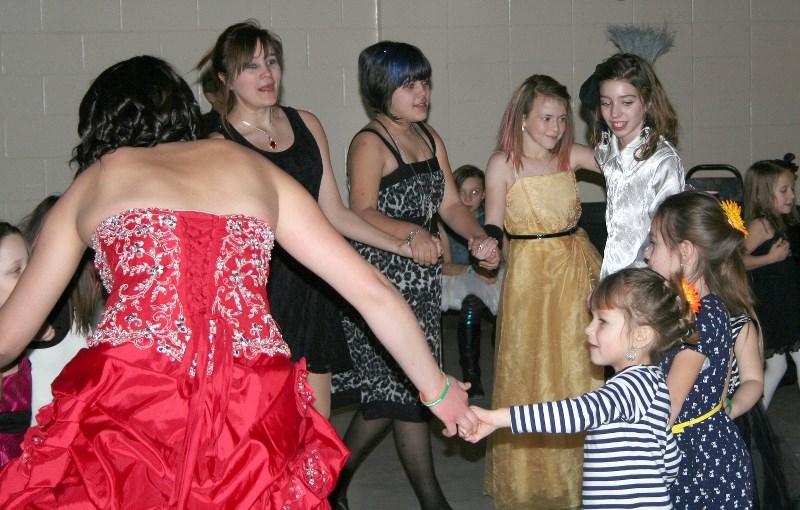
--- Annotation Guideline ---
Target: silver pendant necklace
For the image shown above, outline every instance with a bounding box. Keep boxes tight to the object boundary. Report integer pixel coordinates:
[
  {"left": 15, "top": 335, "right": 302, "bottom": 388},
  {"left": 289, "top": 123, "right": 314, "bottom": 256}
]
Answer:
[
  {"left": 410, "top": 124, "right": 436, "bottom": 227},
  {"left": 240, "top": 119, "right": 277, "bottom": 150},
  {"left": 374, "top": 116, "right": 435, "bottom": 229}
]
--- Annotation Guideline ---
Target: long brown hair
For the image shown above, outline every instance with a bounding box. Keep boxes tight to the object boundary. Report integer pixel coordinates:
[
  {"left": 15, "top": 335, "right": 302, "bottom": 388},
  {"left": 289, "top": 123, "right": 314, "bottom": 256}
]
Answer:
[
  {"left": 653, "top": 191, "right": 754, "bottom": 318},
  {"left": 743, "top": 159, "right": 799, "bottom": 233},
  {"left": 588, "top": 53, "right": 678, "bottom": 161},
  {"left": 496, "top": 75, "right": 574, "bottom": 172},
  {"left": 196, "top": 19, "right": 284, "bottom": 128}
]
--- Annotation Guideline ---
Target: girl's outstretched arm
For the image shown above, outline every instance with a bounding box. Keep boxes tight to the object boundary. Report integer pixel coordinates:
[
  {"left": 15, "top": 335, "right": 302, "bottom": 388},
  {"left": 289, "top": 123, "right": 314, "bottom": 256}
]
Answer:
[
  {"left": 302, "top": 110, "right": 411, "bottom": 259},
  {"left": 465, "top": 405, "right": 511, "bottom": 442},
  {"left": 269, "top": 159, "right": 476, "bottom": 436},
  {"left": 0, "top": 182, "right": 88, "bottom": 366}
]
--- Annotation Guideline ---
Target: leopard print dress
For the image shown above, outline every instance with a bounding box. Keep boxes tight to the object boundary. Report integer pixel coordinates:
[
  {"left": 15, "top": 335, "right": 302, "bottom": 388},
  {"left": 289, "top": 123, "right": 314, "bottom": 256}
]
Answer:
[{"left": 334, "top": 123, "right": 444, "bottom": 422}]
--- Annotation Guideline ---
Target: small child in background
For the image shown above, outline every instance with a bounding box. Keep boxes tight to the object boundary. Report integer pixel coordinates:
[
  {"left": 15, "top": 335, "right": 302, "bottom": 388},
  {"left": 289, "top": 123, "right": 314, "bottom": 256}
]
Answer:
[
  {"left": 583, "top": 53, "right": 685, "bottom": 278},
  {"left": 467, "top": 268, "right": 691, "bottom": 510},
  {"left": 645, "top": 190, "right": 753, "bottom": 508},
  {"left": 742, "top": 158, "right": 800, "bottom": 408},
  {"left": 0, "top": 222, "right": 32, "bottom": 467},
  {"left": 439, "top": 164, "right": 503, "bottom": 398}
]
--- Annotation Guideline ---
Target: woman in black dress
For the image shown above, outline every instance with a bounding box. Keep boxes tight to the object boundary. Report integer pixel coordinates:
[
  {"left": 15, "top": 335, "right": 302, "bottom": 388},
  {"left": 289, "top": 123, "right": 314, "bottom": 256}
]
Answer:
[{"left": 199, "top": 20, "right": 412, "bottom": 418}]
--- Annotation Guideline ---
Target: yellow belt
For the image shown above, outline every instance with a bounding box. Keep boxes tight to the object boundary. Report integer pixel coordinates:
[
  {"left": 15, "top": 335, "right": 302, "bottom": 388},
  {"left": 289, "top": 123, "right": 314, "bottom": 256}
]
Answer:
[{"left": 671, "top": 400, "right": 723, "bottom": 434}]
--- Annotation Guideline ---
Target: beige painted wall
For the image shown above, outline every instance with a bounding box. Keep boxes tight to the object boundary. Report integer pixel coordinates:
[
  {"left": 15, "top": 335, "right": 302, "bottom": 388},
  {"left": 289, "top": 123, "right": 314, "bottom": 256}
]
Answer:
[{"left": 1, "top": 0, "right": 798, "bottom": 222}]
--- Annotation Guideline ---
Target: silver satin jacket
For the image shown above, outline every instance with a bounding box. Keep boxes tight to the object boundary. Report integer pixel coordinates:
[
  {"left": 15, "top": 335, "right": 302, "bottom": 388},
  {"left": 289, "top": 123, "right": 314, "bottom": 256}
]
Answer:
[{"left": 595, "top": 127, "right": 685, "bottom": 278}]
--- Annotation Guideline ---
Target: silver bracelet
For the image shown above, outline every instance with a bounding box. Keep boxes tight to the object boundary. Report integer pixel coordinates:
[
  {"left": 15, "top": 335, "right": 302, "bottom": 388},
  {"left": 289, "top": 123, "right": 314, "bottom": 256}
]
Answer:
[{"left": 405, "top": 226, "right": 426, "bottom": 246}]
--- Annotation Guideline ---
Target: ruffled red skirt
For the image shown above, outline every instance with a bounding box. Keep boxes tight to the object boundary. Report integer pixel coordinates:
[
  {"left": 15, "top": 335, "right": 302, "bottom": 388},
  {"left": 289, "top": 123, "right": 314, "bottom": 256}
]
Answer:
[{"left": 0, "top": 344, "right": 348, "bottom": 509}]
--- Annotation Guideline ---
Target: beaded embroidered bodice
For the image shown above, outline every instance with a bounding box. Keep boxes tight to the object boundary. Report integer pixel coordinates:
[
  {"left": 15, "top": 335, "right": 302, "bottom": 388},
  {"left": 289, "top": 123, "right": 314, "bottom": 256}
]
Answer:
[{"left": 90, "top": 208, "right": 291, "bottom": 371}]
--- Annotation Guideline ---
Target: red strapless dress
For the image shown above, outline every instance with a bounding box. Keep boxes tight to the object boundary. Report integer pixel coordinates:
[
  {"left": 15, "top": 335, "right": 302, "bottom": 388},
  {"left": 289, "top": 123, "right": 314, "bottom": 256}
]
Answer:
[{"left": 0, "top": 209, "right": 348, "bottom": 509}]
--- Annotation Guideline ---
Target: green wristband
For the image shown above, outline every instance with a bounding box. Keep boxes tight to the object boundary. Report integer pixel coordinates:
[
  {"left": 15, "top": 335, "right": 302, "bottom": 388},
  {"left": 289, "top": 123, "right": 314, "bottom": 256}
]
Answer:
[{"left": 420, "top": 375, "right": 450, "bottom": 407}]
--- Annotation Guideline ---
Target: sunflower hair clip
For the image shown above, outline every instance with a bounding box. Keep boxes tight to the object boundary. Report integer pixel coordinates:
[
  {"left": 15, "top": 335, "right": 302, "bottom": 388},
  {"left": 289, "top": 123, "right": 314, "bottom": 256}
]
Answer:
[
  {"left": 720, "top": 200, "right": 748, "bottom": 238},
  {"left": 681, "top": 278, "right": 701, "bottom": 315}
]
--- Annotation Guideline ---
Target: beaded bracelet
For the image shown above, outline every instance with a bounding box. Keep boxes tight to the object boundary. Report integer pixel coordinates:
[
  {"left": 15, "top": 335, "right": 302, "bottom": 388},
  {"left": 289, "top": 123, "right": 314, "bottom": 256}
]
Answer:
[
  {"left": 405, "top": 226, "right": 426, "bottom": 246},
  {"left": 419, "top": 372, "right": 450, "bottom": 407}
]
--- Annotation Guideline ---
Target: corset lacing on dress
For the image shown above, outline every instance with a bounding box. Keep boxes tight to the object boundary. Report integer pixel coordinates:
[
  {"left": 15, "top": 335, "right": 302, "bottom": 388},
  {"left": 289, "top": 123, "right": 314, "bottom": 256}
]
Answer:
[{"left": 172, "top": 215, "right": 234, "bottom": 508}]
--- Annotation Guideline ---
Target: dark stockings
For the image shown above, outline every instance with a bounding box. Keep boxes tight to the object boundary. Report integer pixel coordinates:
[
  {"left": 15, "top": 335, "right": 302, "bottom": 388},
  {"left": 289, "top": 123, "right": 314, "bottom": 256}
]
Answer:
[{"left": 329, "top": 412, "right": 452, "bottom": 510}]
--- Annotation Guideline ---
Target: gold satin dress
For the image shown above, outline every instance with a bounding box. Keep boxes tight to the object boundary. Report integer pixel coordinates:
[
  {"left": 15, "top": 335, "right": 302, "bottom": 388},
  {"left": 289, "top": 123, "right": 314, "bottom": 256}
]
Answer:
[{"left": 485, "top": 171, "right": 604, "bottom": 510}]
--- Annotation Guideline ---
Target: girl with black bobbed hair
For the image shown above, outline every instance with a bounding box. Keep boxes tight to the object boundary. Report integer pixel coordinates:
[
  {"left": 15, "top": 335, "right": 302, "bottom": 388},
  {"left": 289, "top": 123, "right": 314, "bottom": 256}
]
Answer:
[{"left": 329, "top": 41, "right": 499, "bottom": 510}]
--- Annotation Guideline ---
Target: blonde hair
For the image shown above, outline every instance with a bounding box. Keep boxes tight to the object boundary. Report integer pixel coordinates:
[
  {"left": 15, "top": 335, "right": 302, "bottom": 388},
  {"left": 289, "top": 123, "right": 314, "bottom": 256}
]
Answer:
[{"left": 743, "top": 159, "right": 799, "bottom": 233}]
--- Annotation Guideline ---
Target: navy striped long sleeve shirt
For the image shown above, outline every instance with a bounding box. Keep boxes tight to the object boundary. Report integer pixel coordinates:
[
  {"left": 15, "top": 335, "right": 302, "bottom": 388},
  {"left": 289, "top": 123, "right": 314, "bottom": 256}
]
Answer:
[{"left": 510, "top": 365, "right": 679, "bottom": 509}]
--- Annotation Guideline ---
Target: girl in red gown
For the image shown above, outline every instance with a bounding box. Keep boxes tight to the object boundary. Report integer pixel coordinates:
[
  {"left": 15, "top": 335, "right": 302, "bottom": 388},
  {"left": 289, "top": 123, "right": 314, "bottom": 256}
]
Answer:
[{"left": 0, "top": 56, "right": 488, "bottom": 509}]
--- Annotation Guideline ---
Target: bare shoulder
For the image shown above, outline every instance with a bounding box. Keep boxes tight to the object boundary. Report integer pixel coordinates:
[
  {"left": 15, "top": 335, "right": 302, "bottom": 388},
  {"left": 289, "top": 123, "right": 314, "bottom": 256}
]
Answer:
[
  {"left": 487, "top": 150, "right": 509, "bottom": 167},
  {"left": 743, "top": 216, "right": 773, "bottom": 251},
  {"left": 350, "top": 125, "right": 385, "bottom": 152},
  {"left": 486, "top": 151, "right": 513, "bottom": 176},
  {"left": 569, "top": 143, "right": 600, "bottom": 172},
  {"left": 296, "top": 108, "right": 322, "bottom": 128},
  {"left": 748, "top": 216, "right": 773, "bottom": 236},
  {"left": 295, "top": 109, "right": 330, "bottom": 145},
  {"left": 418, "top": 121, "right": 444, "bottom": 146}
]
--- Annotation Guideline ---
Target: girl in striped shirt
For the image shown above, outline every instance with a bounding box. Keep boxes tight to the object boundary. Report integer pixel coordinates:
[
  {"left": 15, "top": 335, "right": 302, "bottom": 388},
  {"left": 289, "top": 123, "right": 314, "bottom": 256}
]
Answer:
[{"left": 466, "top": 268, "right": 695, "bottom": 509}]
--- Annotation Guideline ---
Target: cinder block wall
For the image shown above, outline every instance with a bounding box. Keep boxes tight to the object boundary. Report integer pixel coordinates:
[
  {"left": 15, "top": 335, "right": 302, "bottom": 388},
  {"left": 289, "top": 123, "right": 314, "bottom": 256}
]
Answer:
[{"left": 2, "top": 0, "right": 798, "bottom": 221}]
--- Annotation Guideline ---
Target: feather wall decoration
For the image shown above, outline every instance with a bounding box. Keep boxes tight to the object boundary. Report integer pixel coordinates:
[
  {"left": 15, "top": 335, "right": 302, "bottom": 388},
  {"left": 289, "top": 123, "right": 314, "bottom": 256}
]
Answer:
[{"left": 606, "top": 22, "right": 675, "bottom": 64}]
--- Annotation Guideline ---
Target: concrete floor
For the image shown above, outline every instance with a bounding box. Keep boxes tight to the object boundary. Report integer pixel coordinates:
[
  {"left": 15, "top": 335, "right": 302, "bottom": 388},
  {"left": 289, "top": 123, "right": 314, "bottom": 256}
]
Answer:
[{"left": 330, "top": 315, "right": 800, "bottom": 510}]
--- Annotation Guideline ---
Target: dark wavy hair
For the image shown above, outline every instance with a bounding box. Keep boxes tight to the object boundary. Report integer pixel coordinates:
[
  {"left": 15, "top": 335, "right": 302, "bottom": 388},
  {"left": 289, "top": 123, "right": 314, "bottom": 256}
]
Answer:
[
  {"left": 70, "top": 55, "right": 202, "bottom": 175},
  {"left": 358, "top": 41, "right": 432, "bottom": 118},
  {"left": 588, "top": 53, "right": 678, "bottom": 161},
  {"left": 196, "top": 19, "right": 284, "bottom": 127}
]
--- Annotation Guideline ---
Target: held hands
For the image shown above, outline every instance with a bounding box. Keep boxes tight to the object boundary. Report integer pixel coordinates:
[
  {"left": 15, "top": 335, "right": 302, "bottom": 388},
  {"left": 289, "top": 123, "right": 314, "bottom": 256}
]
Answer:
[
  {"left": 461, "top": 405, "right": 506, "bottom": 443},
  {"left": 408, "top": 228, "right": 443, "bottom": 266},
  {"left": 468, "top": 236, "right": 500, "bottom": 269},
  {"left": 424, "top": 373, "right": 478, "bottom": 438}
]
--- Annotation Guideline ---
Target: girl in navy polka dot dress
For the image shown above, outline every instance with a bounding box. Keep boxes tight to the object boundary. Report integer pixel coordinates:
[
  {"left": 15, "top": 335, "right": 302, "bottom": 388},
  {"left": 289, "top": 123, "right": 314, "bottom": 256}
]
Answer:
[{"left": 645, "top": 191, "right": 754, "bottom": 509}]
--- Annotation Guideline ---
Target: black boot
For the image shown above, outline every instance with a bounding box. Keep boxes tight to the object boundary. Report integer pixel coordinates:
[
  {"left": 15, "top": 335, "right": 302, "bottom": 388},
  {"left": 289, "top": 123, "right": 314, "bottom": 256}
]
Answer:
[{"left": 458, "top": 295, "right": 484, "bottom": 399}]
